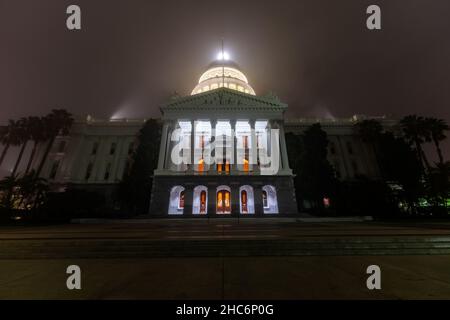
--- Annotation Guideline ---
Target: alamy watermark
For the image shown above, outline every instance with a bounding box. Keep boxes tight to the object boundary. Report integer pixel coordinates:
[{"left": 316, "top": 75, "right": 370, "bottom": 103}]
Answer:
[{"left": 169, "top": 128, "right": 281, "bottom": 175}]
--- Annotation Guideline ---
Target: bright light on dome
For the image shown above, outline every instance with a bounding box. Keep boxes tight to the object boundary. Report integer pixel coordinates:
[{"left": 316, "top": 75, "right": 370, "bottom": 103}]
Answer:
[{"left": 217, "top": 51, "right": 230, "bottom": 60}]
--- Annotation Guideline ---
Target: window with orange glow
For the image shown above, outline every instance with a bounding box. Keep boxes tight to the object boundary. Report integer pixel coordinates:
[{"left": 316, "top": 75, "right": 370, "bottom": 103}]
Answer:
[
  {"left": 198, "top": 135, "right": 205, "bottom": 172},
  {"left": 217, "top": 190, "right": 231, "bottom": 213},
  {"left": 198, "top": 158, "right": 204, "bottom": 172},
  {"left": 200, "top": 190, "right": 207, "bottom": 213},
  {"left": 179, "top": 190, "right": 185, "bottom": 209},
  {"left": 243, "top": 159, "right": 249, "bottom": 172},
  {"left": 243, "top": 135, "right": 249, "bottom": 171},
  {"left": 224, "top": 191, "right": 230, "bottom": 211},
  {"left": 241, "top": 190, "right": 248, "bottom": 213}
]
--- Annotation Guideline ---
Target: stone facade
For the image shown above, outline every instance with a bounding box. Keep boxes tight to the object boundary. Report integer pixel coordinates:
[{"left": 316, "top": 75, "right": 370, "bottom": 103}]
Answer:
[{"left": 0, "top": 60, "right": 397, "bottom": 216}]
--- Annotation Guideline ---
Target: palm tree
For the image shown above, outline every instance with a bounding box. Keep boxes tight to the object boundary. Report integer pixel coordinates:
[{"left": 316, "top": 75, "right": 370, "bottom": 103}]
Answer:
[
  {"left": 35, "top": 109, "right": 73, "bottom": 178},
  {"left": 400, "top": 115, "right": 432, "bottom": 175},
  {"left": 11, "top": 118, "right": 30, "bottom": 176},
  {"left": 0, "top": 120, "right": 19, "bottom": 168},
  {"left": 16, "top": 170, "right": 48, "bottom": 210},
  {"left": 424, "top": 117, "right": 449, "bottom": 166},
  {"left": 0, "top": 174, "right": 19, "bottom": 209},
  {"left": 25, "top": 117, "right": 45, "bottom": 174}
]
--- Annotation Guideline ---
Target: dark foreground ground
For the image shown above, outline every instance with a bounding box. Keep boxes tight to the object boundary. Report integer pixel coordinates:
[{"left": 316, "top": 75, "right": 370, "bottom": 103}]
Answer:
[{"left": 1, "top": 218, "right": 450, "bottom": 299}]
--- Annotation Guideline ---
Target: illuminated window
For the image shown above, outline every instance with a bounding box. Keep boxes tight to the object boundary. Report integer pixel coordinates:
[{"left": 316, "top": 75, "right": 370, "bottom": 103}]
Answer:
[
  {"left": 243, "top": 135, "right": 249, "bottom": 172},
  {"left": 241, "top": 190, "right": 248, "bottom": 213},
  {"left": 203, "top": 85, "right": 209, "bottom": 92},
  {"left": 198, "top": 158, "right": 204, "bottom": 172},
  {"left": 237, "top": 86, "right": 244, "bottom": 92},
  {"left": 200, "top": 190, "right": 207, "bottom": 214},
  {"left": 243, "top": 159, "right": 249, "bottom": 172},
  {"left": 179, "top": 190, "right": 185, "bottom": 209},
  {"left": 217, "top": 186, "right": 231, "bottom": 214},
  {"left": 168, "top": 186, "right": 185, "bottom": 215},
  {"left": 229, "top": 83, "right": 236, "bottom": 90},
  {"left": 210, "top": 83, "right": 218, "bottom": 89},
  {"left": 262, "top": 185, "right": 279, "bottom": 214},
  {"left": 262, "top": 190, "right": 268, "bottom": 208},
  {"left": 217, "top": 160, "right": 230, "bottom": 173}
]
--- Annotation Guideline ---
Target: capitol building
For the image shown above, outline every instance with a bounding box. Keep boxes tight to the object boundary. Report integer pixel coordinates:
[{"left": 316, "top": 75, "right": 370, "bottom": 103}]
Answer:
[{"left": 28, "top": 58, "right": 391, "bottom": 216}]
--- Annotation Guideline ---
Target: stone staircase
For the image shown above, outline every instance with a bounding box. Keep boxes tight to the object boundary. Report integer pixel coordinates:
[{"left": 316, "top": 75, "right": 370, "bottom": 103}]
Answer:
[{"left": 2, "top": 236, "right": 450, "bottom": 259}]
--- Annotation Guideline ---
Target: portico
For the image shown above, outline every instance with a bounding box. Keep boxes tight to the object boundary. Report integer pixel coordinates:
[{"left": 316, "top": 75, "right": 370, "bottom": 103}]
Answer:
[{"left": 149, "top": 59, "right": 298, "bottom": 216}]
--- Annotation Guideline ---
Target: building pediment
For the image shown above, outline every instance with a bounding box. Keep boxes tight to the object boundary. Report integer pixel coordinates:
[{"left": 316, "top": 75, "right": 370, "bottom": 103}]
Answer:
[{"left": 161, "top": 88, "right": 287, "bottom": 117}]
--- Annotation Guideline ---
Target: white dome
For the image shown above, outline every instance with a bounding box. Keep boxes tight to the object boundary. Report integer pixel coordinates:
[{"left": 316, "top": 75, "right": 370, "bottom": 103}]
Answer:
[{"left": 191, "top": 60, "right": 255, "bottom": 96}]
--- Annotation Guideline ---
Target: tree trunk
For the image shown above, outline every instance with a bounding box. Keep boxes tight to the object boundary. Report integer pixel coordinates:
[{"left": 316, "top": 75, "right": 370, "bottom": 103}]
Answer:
[
  {"left": 414, "top": 139, "right": 430, "bottom": 175},
  {"left": 25, "top": 141, "right": 38, "bottom": 174},
  {"left": 36, "top": 136, "right": 55, "bottom": 178},
  {"left": 433, "top": 138, "right": 444, "bottom": 165},
  {"left": 0, "top": 143, "right": 10, "bottom": 167},
  {"left": 12, "top": 141, "right": 27, "bottom": 176},
  {"left": 370, "top": 141, "right": 384, "bottom": 179}
]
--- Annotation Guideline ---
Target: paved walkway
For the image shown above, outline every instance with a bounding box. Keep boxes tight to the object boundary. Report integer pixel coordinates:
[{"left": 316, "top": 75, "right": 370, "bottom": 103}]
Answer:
[
  {"left": 1, "top": 220, "right": 450, "bottom": 299},
  {"left": 2, "top": 219, "right": 450, "bottom": 241}
]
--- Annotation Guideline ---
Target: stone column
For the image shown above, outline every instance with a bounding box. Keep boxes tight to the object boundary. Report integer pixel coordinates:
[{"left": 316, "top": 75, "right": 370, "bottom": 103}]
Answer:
[
  {"left": 189, "top": 120, "right": 196, "bottom": 173},
  {"left": 164, "top": 121, "right": 175, "bottom": 170},
  {"left": 276, "top": 120, "right": 290, "bottom": 171},
  {"left": 231, "top": 183, "right": 240, "bottom": 216},
  {"left": 266, "top": 120, "right": 272, "bottom": 160},
  {"left": 230, "top": 119, "right": 238, "bottom": 174},
  {"left": 254, "top": 184, "right": 264, "bottom": 216},
  {"left": 157, "top": 121, "right": 170, "bottom": 170},
  {"left": 208, "top": 185, "right": 216, "bottom": 216},
  {"left": 209, "top": 120, "right": 217, "bottom": 173},
  {"left": 249, "top": 120, "right": 257, "bottom": 173},
  {"left": 184, "top": 184, "right": 194, "bottom": 216}
]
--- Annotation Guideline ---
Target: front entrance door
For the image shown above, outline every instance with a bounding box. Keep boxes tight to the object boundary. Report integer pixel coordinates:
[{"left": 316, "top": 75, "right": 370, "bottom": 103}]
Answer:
[{"left": 216, "top": 190, "right": 231, "bottom": 214}]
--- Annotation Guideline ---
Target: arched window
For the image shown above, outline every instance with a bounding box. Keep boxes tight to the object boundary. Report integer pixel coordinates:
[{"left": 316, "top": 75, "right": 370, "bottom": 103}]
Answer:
[
  {"left": 200, "top": 191, "right": 207, "bottom": 213},
  {"left": 193, "top": 185, "right": 208, "bottom": 215},
  {"left": 168, "top": 186, "right": 185, "bottom": 215},
  {"left": 179, "top": 190, "right": 185, "bottom": 209},
  {"left": 262, "top": 190, "right": 268, "bottom": 208},
  {"left": 241, "top": 190, "right": 248, "bottom": 213},
  {"left": 239, "top": 185, "right": 255, "bottom": 214},
  {"left": 216, "top": 185, "right": 231, "bottom": 214},
  {"left": 262, "top": 185, "right": 279, "bottom": 214}
]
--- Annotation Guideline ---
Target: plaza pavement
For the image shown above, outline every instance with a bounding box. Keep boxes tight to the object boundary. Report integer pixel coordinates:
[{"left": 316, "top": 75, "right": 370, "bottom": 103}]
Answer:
[{"left": 1, "top": 219, "right": 450, "bottom": 299}]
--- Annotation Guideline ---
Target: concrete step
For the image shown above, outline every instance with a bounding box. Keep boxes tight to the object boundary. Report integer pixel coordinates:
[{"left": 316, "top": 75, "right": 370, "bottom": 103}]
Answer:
[{"left": 2, "top": 237, "right": 450, "bottom": 258}]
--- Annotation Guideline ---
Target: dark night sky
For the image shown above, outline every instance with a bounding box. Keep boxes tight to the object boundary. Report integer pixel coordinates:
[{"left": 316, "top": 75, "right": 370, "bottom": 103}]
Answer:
[{"left": 1, "top": 0, "right": 450, "bottom": 159}]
